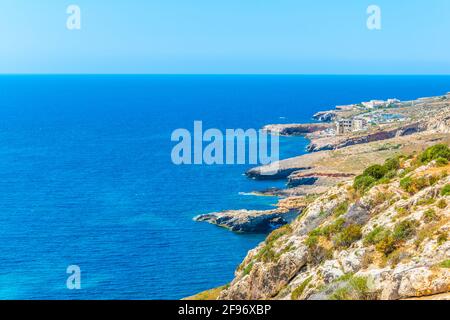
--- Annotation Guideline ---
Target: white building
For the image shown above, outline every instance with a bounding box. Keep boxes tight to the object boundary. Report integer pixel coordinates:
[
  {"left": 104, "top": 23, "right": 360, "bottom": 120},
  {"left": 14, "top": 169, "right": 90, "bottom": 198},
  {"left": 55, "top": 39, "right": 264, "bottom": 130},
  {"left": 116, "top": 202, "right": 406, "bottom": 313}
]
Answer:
[{"left": 362, "top": 100, "right": 385, "bottom": 109}]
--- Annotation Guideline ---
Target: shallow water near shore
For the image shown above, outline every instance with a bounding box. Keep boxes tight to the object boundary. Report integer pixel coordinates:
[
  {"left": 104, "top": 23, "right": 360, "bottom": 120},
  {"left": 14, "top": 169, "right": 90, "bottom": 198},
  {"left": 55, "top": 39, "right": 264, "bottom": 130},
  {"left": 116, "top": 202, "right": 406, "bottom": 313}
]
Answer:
[{"left": 0, "top": 75, "right": 449, "bottom": 299}]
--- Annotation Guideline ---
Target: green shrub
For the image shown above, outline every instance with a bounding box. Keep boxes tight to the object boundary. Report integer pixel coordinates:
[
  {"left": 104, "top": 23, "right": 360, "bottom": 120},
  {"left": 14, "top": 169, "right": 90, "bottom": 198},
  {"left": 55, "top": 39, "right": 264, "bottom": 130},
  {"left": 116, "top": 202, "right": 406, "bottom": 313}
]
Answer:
[
  {"left": 329, "top": 287, "right": 351, "bottom": 300},
  {"left": 318, "top": 218, "right": 346, "bottom": 238},
  {"left": 437, "top": 232, "right": 448, "bottom": 246},
  {"left": 291, "top": 276, "right": 313, "bottom": 300},
  {"left": 305, "top": 234, "right": 319, "bottom": 248},
  {"left": 419, "top": 144, "right": 450, "bottom": 164},
  {"left": 384, "top": 157, "right": 400, "bottom": 171},
  {"left": 437, "top": 199, "right": 447, "bottom": 209},
  {"left": 439, "top": 259, "right": 450, "bottom": 268},
  {"left": 266, "top": 224, "right": 292, "bottom": 244},
  {"left": 417, "top": 197, "right": 435, "bottom": 206},
  {"left": 395, "top": 207, "right": 408, "bottom": 216},
  {"left": 400, "top": 176, "right": 437, "bottom": 194},
  {"left": 400, "top": 177, "right": 414, "bottom": 193},
  {"left": 334, "top": 224, "right": 362, "bottom": 248},
  {"left": 436, "top": 157, "right": 449, "bottom": 166},
  {"left": 393, "top": 220, "right": 418, "bottom": 241},
  {"left": 375, "top": 232, "right": 397, "bottom": 256},
  {"left": 423, "top": 209, "right": 438, "bottom": 222},
  {"left": 255, "top": 225, "right": 293, "bottom": 263},
  {"left": 354, "top": 175, "right": 377, "bottom": 192},
  {"left": 364, "top": 226, "right": 386, "bottom": 245},
  {"left": 441, "top": 184, "right": 450, "bottom": 196},
  {"left": 329, "top": 276, "right": 371, "bottom": 300},
  {"left": 333, "top": 201, "right": 349, "bottom": 217},
  {"left": 348, "top": 276, "right": 370, "bottom": 299},
  {"left": 353, "top": 157, "right": 403, "bottom": 193},
  {"left": 242, "top": 262, "right": 253, "bottom": 276},
  {"left": 363, "top": 164, "right": 388, "bottom": 180},
  {"left": 257, "top": 245, "right": 276, "bottom": 262}
]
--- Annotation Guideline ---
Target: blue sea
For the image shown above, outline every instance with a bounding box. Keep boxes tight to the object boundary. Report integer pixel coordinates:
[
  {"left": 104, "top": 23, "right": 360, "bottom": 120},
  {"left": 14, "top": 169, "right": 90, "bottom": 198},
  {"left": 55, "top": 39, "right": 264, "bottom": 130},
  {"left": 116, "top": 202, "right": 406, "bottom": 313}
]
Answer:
[{"left": 0, "top": 75, "right": 449, "bottom": 299}]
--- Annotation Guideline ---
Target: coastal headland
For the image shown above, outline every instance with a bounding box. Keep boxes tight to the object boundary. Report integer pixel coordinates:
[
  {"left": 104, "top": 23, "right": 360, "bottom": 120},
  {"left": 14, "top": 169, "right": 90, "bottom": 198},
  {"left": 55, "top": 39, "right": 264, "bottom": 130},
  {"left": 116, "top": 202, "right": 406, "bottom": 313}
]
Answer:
[
  {"left": 191, "top": 91, "right": 450, "bottom": 300},
  {"left": 196, "top": 92, "right": 450, "bottom": 232}
]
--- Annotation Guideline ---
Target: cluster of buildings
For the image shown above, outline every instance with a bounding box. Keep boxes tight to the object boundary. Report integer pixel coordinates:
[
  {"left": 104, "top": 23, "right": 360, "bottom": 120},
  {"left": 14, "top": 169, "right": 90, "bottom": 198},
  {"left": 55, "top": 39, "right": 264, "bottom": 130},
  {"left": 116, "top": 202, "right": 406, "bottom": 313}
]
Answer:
[
  {"left": 336, "top": 98, "right": 401, "bottom": 111},
  {"left": 361, "top": 98, "right": 400, "bottom": 109}
]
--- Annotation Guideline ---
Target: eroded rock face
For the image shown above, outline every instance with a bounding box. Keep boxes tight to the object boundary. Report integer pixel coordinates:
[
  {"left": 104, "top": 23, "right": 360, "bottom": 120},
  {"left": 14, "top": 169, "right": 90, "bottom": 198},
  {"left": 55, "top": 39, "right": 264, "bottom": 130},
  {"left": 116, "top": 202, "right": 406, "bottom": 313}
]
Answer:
[
  {"left": 307, "top": 122, "right": 428, "bottom": 152},
  {"left": 216, "top": 160, "right": 450, "bottom": 300},
  {"left": 194, "top": 209, "right": 301, "bottom": 233},
  {"left": 262, "top": 123, "right": 332, "bottom": 136},
  {"left": 313, "top": 111, "right": 337, "bottom": 122}
]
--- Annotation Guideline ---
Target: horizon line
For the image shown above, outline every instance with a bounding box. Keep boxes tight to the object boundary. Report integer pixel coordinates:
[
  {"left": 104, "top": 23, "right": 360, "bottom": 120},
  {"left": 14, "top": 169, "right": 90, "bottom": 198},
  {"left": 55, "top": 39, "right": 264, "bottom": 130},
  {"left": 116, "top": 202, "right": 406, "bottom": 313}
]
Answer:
[{"left": 1, "top": 73, "right": 450, "bottom": 76}]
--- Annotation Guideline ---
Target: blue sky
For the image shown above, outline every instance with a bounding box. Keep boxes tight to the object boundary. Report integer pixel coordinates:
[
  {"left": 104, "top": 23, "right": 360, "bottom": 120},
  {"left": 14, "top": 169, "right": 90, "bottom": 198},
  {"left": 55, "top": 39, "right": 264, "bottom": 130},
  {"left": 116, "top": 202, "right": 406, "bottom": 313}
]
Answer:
[{"left": 1, "top": 0, "right": 449, "bottom": 74}]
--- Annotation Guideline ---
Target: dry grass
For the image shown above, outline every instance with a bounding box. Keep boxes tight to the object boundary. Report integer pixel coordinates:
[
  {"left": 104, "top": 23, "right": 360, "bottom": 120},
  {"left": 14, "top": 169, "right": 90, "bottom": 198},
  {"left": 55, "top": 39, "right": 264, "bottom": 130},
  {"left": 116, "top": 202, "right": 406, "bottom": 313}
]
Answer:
[{"left": 183, "top": 286, "right": 226, "bottom": 300}]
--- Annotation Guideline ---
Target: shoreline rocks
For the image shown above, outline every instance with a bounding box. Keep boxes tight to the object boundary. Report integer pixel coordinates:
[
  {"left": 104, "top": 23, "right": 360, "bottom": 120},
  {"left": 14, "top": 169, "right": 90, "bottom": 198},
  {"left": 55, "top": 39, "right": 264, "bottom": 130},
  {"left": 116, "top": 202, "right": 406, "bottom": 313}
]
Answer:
[
  {"left": 194, "top": 208, "right": 302, "bottom": 233},
  {"left": 262, "top": 123, "right": 331, "bottom": 136},
  {"left": 313, "top": 111, "right": 336, "bottom": 122}
]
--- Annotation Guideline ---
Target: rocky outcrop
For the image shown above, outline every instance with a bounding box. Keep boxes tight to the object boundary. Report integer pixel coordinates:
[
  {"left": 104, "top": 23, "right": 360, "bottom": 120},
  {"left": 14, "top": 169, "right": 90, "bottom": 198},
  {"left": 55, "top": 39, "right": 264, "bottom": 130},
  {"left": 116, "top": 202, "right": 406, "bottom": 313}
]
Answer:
[
  {"left": 246, "top": 166, "right": 311, "bottom": 180},
  {"left": 426, "top": 107, "right": 450, "bottom": 134},
  {"left": 262, "top": 123, "right": 331, "bottom": 136},
  {"left": 313, "top": 111, "right": 337, "bottom": 122},
  {"left": 287, "top": 172, "right": 355, "bottom": 188},
  {"left": 194, "top": 208, "right": 302, "bottom": 233},
  {"left": 307, "top": 122, "right": 427, "bottom": 152}
]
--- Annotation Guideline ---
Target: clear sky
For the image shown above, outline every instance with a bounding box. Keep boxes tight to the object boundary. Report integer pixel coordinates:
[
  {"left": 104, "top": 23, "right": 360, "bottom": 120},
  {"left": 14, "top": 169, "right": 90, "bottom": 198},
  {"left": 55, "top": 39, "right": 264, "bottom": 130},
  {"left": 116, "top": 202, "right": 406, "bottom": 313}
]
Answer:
[{"left": 1, "top": 0, "right": 450, "bottom": 74}]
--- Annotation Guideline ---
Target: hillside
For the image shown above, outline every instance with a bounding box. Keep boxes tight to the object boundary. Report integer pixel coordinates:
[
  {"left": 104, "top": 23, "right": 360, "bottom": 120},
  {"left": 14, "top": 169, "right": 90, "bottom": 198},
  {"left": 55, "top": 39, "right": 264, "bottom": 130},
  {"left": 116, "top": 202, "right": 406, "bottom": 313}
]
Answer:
[{"left": 210, "top": 145, "right": 450, "bottom": 300}]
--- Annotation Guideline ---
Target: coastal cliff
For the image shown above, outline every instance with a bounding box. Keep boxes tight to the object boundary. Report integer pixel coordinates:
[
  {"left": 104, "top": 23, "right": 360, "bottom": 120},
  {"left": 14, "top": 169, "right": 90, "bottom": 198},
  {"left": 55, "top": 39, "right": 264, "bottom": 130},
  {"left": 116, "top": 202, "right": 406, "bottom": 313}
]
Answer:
[
  {"left": 219, "top": 145, "right": 450, "bottom": 300},
  {"left": 190, "top": 92, "right": 450, "bottom": 300}
]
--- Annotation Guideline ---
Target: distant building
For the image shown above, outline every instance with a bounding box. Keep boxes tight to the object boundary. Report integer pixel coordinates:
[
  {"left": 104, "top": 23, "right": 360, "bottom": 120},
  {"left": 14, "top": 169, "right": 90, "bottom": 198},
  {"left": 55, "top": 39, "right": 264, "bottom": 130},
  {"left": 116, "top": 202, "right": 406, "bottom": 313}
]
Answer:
[
  {"left": 336, "top": 119, "right": 353, "bottom": 135},
  {"left": 362, "top": 100, "right": 385, "bottom": 109},
  {"left": 352, "top": 118, "right": 368, "bottom": 131},
  {"left": 336, "top": 118, "right": 368, "bottom": 135},
  {"left": 387, "top": 98, "right": 400, "bottom": 104}
]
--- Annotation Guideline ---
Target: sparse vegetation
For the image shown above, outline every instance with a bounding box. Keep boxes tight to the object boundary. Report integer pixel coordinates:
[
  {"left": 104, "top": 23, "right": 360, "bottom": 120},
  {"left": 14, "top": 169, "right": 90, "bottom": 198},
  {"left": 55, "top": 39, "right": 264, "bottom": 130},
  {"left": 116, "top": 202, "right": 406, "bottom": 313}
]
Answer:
[
  {"left": 395, "top": 206, "right": 409, "bottom": 217},
  {"left": 333, "top": 201, "right": 349, "bottom": 217},
  {"left": 441, "top": 184, "right": 450, "bottom": 196},
  {"left": 439, "top": 260, "right": 450, "bottom": 268},
  {"left": 291, "top": 276, "right": 313, "bottom": 300},
  {"left": 255, "top": 225, "right": 293, "bottom": 263},
  {"left": 437, "top": 232, "right": 448, "bottom": 246},
  {"left": 329, "top": 275, "right": 372, "bottom": 300},
  {"left": 334, "top": 224, "right": 362, "bottom": 248},
  {"left": 393, "top": 219, "right": 418, "bottom": 241},
  {"left": 364, "top": 226, "right": 387, "bottom": 246},
  {"left": 423, "top": 208, "right": 438, "bottom": 222},
  {"left": 400, "top": 175, "right": 439, "bottom": 194},
  {"left": 243, "top": 262, "right": 253, "bottom": 276}
]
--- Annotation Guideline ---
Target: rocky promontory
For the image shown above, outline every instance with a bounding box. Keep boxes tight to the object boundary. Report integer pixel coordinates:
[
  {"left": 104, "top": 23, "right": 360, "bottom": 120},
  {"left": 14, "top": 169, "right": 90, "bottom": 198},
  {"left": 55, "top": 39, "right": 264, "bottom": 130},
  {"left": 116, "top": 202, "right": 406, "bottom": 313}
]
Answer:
[
  {"left": 189, "top": 92, "right": 450, "bottom": 301},
  {"left": 262, "top": 123, "right": 331, "bottom": 136},
  {"left": 194, "top": 209, "right": 299, "bottom": 233}
]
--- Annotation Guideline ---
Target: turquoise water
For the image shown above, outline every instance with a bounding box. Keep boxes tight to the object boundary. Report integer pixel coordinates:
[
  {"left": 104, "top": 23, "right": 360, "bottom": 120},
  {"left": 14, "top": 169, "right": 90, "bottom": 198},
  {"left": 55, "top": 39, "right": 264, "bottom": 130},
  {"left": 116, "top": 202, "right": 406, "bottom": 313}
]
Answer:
[{"left": 0, "top": 75, "right": 449, "bottom": 299}]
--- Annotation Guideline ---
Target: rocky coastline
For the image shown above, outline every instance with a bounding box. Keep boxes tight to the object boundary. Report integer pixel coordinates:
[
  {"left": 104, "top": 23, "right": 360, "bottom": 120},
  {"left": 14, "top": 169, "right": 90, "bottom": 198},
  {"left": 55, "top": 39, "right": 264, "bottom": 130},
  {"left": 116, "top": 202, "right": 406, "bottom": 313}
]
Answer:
[
  {"left": 190, "top": 92, "right": 450, "bottom": 300},
  {"left": 195, "top": 92, "right": 450, "bottom": 234}
]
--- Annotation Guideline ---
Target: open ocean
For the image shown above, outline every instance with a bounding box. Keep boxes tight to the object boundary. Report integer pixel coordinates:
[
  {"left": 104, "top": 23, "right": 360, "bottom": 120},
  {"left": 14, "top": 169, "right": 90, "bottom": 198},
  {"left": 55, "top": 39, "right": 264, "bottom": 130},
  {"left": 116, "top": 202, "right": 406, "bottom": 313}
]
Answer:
[{"left": 0, "top": 75, "right": 449, "bottom": 299}]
